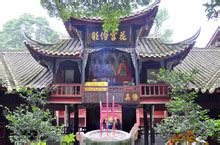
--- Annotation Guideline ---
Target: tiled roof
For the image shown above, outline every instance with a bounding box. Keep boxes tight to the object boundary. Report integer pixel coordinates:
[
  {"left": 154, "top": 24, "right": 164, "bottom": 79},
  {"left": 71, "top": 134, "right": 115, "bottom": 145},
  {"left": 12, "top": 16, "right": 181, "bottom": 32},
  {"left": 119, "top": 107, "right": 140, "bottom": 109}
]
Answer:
[
  {"left": 23, "top": 33, "right": 82, "bottom": 57},
  {"left": 0, "top": 55, "right": 5, "bottom": 83},
  {"left": 136, "top": 29, "right": 200, "bottom": 58},
  {"left": 136, "top": 38, "right": 189, "bottom": 58},
  {"left": 24, "top": 29, "right": 200, "bottom": 59},
  {"left": 206, "top": 26, "right": 220, "bottom": 48},
  {"left": 0, "top": 51, "right": 52, "bottom": 89},
  {"left": 1, "top": 47, "right": 220, "bottom": 94},
  {"left": 0, "top": 54, "right": 4, "bottom": 78},
  {"left": 175, "top": 47, "right": 220, "bottom": 93}
]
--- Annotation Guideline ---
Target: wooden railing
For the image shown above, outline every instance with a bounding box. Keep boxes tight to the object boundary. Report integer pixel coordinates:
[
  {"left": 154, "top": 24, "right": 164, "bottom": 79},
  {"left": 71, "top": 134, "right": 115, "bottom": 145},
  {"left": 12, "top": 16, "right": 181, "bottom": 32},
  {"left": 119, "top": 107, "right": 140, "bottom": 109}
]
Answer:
[
  {"left": 139, "top": 84, "right": 169, "bottom": 97},
  {"left": 51, "top": 83, "right": 169, "bottom": 98},
  {"left": 83, "top": 85, "right": 138, "bottom": 103},
  {"left": 108, "top": 86, "right": 137, "bottom": 92},
  {"left": 51, "top": 83, "right": 82, "bottom": 97}
]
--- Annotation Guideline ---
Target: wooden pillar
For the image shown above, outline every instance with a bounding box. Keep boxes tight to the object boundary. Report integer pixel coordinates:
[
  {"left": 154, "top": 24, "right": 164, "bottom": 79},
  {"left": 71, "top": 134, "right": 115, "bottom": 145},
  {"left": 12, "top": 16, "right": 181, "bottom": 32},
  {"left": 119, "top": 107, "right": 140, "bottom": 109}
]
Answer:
[
  {"left": 74, "top": 105, "right": 79, "bottom": 145},
  {"left": 136, "top": 108, "right": 140, "bottom": 126},
  {"left": 86, "top": 106, "right": 100, "bottom": 132},
  {"left": 164, "top": 110, "right": 168, "bottom": 118},
  {"left": 150, "top": 105, "right": 155, "bottom": 144},
  {"left": 51, "top": 59, "right": 56, "bottom": 82},
  {"left": 65, "top": 105, "right": 70, "bottom": 134},
  {"left": 74, "top": 105, "right": 79, "bottom": 134},
  {"left": 122, "top": 105, "right": 136, "bottom": 132},
  {"left": 56, "top": 111, "right": 59, "bottom": 126},
  {"left": 131, "top": 50, "right": 139, "bottom": 85},
  {"left": 81, "top": 50, "right": 89, "bottom": 84},
  {"left": 143, "top": 104, "right": 149, "bottom": 145}
]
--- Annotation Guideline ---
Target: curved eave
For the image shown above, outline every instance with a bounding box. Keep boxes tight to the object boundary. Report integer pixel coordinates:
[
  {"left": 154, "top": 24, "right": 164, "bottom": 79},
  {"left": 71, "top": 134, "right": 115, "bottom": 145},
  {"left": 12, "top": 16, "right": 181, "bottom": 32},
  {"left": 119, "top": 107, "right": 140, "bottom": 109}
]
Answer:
[
  {"left": 24, "top": 42, "right": 82, "bottom": 58},
  {"left": 23, "top": 32, "right": 83, "bottom": 60},
  {"left": 137, "top": 29, "right": 200, "bottom": 60},
  {"left": 138, "top": 43, "right": 193, "bottom": 61},
  {"left": 165, "top": 28, "right": 201, "bottom": 45},
  {"left": 65, "top": 0, "right": 160, "bottom": 25}
]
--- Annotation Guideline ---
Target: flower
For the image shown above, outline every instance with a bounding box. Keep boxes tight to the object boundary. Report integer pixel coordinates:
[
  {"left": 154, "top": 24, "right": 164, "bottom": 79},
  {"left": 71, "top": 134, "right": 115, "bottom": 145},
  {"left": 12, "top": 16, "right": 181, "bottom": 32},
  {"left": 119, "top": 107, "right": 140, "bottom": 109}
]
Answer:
[{"left": 169, "top": 131, "right": 196, "bottom": 144}]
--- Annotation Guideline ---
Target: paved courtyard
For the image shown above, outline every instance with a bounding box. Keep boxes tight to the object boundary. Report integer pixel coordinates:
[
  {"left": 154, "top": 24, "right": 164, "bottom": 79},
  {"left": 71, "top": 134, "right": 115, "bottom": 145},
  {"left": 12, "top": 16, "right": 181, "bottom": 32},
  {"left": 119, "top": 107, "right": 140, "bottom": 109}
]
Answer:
[{"left": 135, "top": 135, "right": 166, "bottom": 145}]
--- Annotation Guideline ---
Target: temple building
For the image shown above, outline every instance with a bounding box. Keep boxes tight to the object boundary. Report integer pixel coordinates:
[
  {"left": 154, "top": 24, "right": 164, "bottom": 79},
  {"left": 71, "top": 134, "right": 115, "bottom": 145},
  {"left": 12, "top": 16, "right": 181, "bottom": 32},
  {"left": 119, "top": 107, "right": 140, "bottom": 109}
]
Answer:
[{"left": 0, "top": 1, "right": 219, "bottom": 145}]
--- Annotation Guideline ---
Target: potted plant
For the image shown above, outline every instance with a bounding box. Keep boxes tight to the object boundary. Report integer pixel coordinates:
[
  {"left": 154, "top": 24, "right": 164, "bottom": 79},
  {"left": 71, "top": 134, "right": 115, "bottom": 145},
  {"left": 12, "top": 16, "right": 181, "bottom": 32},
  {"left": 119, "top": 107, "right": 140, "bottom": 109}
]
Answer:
[{"left": 154, "top": 69, "right": 217, "bottom": 145}]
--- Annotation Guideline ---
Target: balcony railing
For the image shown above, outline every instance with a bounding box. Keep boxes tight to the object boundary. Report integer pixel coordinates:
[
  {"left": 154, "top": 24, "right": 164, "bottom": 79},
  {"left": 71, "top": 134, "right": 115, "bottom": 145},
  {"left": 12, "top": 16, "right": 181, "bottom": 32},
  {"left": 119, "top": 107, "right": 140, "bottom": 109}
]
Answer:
[
  {"left": 139, "top": 84, "right": 169, "bottom": 97},
  {"left": 51, "top": 83, "right": 82, "bottom": 97},
  {"left": 51, "top": 83, "right": 169, "bottom": 99},
  {"left": 83, "top": 85, "right": 138, "bottom": 103},
  {"left": 83, "top": 85, "right": 137, "bottom": 92}
]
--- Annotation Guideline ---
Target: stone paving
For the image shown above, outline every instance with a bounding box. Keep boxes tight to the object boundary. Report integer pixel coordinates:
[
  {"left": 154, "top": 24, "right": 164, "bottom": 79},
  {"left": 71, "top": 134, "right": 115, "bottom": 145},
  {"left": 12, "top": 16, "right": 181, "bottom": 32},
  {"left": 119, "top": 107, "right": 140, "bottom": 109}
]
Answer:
[{"left": 135, "top": 135, "right": 166, "bottom": 145}]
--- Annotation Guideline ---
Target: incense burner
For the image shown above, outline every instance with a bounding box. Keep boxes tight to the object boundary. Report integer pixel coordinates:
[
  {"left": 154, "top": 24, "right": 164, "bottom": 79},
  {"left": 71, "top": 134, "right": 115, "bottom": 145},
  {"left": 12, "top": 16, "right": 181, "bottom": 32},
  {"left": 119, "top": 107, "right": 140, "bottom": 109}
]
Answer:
[
  {"left": 75, "top": 123, "right": 139, "bottom": 145},
  {"left": 84, "top": 130, "right": 132, "bottom": 145}
]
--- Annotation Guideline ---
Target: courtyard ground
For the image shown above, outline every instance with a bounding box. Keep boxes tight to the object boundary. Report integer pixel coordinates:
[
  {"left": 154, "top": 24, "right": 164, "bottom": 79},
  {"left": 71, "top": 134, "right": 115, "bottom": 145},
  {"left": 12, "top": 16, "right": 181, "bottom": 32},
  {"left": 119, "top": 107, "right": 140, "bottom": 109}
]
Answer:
[{"left": 135, "top": 135, "right": 166, "bottom": 145}]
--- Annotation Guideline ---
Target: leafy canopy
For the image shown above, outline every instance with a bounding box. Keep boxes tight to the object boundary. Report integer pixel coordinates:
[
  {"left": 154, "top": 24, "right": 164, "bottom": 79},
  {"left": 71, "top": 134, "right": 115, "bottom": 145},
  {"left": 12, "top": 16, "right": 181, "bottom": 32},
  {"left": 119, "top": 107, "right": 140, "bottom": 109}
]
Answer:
[
  {"left": 154, "top": 69, "right": 217, "bottom": 143},
  {"left": 41, "top": 0, "right": 173, "bottom": 40},
  {"left": 150, "top": 8, "right": 173, "bottom": 42},
  {"left": 40, "top": 0, "right": 151, "bottom": 32},
  {"left": 5, "top": 88, "right": 63, "bottom": 144},
  {"left": 213, "top": 119, "right": 220, "bottom": 143},
  {"left": 0, "top": 13, "right": 59, "bottom": 50},
  {"left": 204, "top": 0, "right": 220, "bottom": 19}
]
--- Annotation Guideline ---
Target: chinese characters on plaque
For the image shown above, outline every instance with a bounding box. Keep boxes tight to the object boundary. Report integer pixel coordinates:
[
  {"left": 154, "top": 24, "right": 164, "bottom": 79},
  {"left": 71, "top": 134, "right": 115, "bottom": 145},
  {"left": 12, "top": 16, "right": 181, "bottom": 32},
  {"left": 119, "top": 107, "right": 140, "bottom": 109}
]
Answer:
[
  {"left": 91, "top": 31, "right": 127, "bottom": 41},
  {"left": 85, "top": 26, "right": 133, "bottom": 48},
  {"left": 124, "top": 92, "right": 139, "bottom": 103}
]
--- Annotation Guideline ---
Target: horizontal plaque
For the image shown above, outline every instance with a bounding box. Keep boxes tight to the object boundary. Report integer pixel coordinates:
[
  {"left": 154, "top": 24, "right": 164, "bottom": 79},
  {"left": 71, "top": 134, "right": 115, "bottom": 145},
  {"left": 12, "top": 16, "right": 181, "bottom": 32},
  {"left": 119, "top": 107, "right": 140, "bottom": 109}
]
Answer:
[
  {"left": 82, "top": 86, "right": 139, "bottom": 104},
  {"left": 85, "top": 25, "right": 134, "bottom": 48},
  {"left": 84, "top": 82, "right": 108, "bottom": 91}
]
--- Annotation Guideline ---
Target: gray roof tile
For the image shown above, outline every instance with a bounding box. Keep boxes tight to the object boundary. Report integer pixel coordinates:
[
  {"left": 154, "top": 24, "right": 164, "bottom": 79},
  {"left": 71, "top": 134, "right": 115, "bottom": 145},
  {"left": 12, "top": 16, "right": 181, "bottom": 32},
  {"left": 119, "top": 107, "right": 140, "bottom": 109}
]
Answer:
[
  {"left": 0, "top": 52, "right": 52, "bottom": 89},
  {"left": 175, "top": 47, "right": 220, "bottom": 93},
  {"left": 136, "top": 29, "right": 200, "bottom": 58},
  {"left": 23, "top": 33, "right": 83, "bottom": 57}
]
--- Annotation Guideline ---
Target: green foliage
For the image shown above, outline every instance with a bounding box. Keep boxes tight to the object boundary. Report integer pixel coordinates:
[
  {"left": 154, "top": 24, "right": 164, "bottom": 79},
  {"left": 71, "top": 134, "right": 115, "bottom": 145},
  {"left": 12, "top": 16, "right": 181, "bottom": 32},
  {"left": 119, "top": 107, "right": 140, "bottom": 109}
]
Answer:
[
  {"left": 154, "top": 8, "right": 169, "bottom": 31},
  {"left": 161, "top": 29, "right": 172, "bottom": 42},
  {"left": 0, "top": 13, "right": 59, "bottom": 50},
  {"left": 0, "top": 79, "right": 2, "bottom": 86},
  {"left": 204, "top": 0, "right": 220, "bottom": 19},
  {"left": 62, "top": 133, "right": 76, "bottom": 144},
  {"left": 150, "top": 8, "right": 173, "bottom": 42},
  {"left": 5, "top": 87, "right": 65, "bottom": 144},
  {"left": 98, "top": 3, "right": 131, "bottom": 32},
  {"left": 16, "top": 87, "right": 49, "bottom": 106},
  {"left": 6, "top": 106, "right": 63, "bottom": 144},
  {"left": 155, "top": 68, "right": 217, "bottom": 141},
  {"left": 41, "top": 0, "right": 150, "bottom": 32},
  {"left": 154, "top": 68, "right": 198, "bottom": 98},
  {"left": 215, "top": 119, "right": 220, "bottom": 143},
  {"left": 31, "top": 142, "right": 46, "bottom": 145}
]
